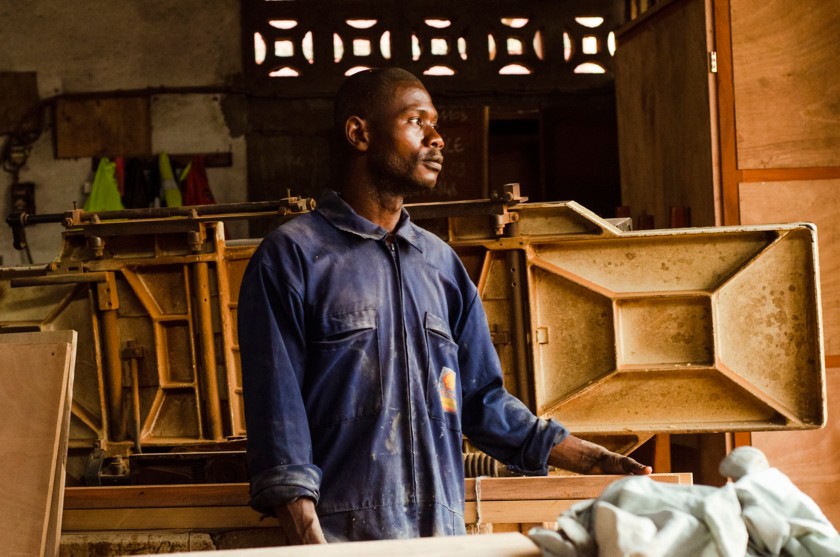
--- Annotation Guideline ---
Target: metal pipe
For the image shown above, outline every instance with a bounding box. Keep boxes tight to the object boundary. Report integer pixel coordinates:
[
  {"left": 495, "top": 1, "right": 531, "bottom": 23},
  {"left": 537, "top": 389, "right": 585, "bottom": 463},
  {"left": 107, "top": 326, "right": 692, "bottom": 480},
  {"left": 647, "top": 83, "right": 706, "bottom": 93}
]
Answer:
[
  {"left": 504, "top": 221, "right": 533, "bottom": 411},
  {"left": 74, "top": 199, "right": 315, "bottom": 223},
  {"left": 193, "top": 262, "right": 224, "bottom": 440},
  {"left": 5, "top": 198, "right": 316, "bottom": 229}
]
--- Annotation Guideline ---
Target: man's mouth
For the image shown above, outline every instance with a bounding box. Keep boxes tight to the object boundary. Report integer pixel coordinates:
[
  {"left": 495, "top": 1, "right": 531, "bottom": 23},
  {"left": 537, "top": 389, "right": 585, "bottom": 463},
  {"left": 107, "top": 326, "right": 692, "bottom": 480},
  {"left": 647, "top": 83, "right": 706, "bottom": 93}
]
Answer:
[{"left": 423, "top": 155, "right": 444, "bottom": 171}]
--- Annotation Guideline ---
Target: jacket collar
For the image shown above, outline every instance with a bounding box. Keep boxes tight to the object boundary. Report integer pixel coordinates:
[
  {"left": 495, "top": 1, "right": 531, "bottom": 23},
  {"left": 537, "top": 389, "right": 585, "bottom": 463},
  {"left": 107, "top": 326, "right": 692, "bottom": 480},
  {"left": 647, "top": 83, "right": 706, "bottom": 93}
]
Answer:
[{"left": 316, "top": 189, "right": 424, "bottom": 252}]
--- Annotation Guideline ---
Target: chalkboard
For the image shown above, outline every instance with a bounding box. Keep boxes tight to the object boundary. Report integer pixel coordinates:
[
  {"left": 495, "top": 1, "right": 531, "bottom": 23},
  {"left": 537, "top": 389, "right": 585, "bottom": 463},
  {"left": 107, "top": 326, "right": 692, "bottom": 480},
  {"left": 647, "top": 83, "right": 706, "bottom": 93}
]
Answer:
[{"left": 406, "top": 105, "right": 488, "bottom": 202}]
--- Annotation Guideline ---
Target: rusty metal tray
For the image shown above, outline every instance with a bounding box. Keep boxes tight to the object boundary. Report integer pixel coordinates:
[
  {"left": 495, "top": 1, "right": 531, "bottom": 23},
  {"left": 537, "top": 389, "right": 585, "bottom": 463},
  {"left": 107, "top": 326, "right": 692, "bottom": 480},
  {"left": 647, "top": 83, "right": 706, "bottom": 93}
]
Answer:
[
  {"left": 0, "top": 198, "right": 826, "bottom": 470},
  {"left": 446, "top": 201, "right": 825, "bottom": 435}
]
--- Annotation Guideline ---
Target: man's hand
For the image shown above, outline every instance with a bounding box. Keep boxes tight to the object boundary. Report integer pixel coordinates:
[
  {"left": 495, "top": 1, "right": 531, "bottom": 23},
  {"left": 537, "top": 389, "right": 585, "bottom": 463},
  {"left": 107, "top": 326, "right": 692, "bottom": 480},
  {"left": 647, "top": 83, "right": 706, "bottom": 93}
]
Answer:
[
  {"left": 274, "top": 497, "right": 328, "bottom": 545},
  {"left": 548, "top": 434, "right": 652, "bottom": 475}
]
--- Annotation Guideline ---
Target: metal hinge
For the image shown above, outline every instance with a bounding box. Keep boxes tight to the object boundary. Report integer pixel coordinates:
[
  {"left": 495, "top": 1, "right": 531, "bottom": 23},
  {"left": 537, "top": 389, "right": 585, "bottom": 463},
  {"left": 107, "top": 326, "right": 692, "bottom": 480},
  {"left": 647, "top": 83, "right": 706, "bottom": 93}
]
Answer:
[{"left": 709, "top": 51, "right": 718, "bottom": 73}]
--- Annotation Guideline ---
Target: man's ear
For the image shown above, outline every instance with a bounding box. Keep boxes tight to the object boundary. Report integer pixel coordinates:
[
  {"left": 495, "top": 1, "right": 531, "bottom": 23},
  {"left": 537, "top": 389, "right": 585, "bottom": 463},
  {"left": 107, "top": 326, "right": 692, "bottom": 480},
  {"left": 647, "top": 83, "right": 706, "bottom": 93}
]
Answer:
[{"left": 345, "top": 116, "right": 370, "bottom": 153}]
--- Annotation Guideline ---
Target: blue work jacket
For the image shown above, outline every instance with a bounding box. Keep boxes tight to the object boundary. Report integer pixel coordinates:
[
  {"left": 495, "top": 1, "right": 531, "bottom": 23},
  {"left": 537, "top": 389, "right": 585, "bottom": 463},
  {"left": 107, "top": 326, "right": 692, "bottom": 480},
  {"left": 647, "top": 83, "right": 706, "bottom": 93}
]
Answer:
[{"left": 238, "top": 190, "right": 567, "bottom": 541}]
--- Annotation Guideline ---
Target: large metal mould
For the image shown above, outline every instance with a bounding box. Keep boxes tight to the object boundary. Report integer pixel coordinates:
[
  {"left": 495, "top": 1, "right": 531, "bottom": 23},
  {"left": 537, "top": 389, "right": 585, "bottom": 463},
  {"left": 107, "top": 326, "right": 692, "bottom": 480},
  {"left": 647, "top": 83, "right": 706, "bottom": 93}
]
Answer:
[
  {"left": 442, "top": 201, "right": 825, "bottom": 436},
  {"left": 0, "top": 195, "right": 825, "bottom": 480}
]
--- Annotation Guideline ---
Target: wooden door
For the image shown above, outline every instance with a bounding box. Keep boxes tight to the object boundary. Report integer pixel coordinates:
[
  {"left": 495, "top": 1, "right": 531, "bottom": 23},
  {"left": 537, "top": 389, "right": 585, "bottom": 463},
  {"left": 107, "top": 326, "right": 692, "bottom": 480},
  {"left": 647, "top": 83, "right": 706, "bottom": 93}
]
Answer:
[{"left": 615, "top": 0, "right": 720, "bottom": 230}]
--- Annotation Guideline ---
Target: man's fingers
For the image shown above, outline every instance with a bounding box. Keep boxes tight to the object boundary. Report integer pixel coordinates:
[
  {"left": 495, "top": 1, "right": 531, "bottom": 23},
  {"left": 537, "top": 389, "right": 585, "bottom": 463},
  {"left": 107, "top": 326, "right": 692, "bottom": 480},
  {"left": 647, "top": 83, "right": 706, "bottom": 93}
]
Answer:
[
  {"left": 594, "top": 453, "right": 652, "bottom": 475},
  {"left": 625, "top": 458, "right": 653, "bottom": 475}
]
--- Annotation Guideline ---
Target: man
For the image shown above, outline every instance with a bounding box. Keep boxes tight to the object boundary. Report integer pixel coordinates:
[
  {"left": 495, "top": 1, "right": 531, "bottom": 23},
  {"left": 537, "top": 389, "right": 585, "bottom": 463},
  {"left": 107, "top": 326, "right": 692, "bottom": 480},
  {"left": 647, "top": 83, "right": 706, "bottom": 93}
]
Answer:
[{"left": 238, "top": 68, "right": 651, "bottom": 544}]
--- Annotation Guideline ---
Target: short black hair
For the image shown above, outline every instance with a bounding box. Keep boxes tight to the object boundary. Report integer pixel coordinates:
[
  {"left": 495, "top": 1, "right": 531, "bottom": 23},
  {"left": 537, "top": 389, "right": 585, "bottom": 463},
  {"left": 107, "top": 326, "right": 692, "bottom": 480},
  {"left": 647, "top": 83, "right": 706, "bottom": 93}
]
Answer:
[{"left": 333, "top": 67, "right": 424, "bottom": 137}]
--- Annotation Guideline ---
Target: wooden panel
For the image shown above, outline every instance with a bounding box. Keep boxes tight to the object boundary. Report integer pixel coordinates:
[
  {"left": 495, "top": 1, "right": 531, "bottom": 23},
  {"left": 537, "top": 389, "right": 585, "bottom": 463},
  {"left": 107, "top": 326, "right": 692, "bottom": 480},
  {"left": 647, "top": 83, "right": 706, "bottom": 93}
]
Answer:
[
  {"left": 63, "top": 474, "right": 691, "bottom": 532},
  {"left": 741, "top": 179, "right": 840, "bottom": 528},
  {"left": 54, "top": 96, "right": 151, "bottom": 158},
  {"left": 615, "top": 0, "right": 719, "bottom": 228},
  {"left": 63, "top": 506, "right": 266, "bottom": 531},
  {"left": 0, "top": 71, "right": 39, "bottom": 133},
  {"left": 174, "top": 533, "right": 540, "bottom": 557},
  {"left": 752, "top": 367, "right": 840, "bottom": 528},
  {"left": 465, "top": 500, "right": 574, "bottom": 524},
  {"left": 463, "top": 473, "right": 690, "bottom": 502},
  {"left": 713, "top": 0, "right": 741, "bottom": 225},
  {"left": 730, "top": 0, "right": 840, "bottom": 169},
  {"left": 1, "top": 331, "right": 77, "bottom": 557},
  {"left": 739, "top": 179, "right": 840, "bottom": 355},
  {"left": 64, "top": 483, "right": 250, "bottom": 510}
]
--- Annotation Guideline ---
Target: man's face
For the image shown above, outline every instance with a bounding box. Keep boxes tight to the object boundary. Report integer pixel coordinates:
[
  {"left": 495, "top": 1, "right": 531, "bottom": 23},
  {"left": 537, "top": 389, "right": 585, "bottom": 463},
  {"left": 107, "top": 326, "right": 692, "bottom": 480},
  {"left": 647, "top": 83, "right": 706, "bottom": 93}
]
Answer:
[{"left": 366, "top": 82, "right": 445, "bottom": 196}]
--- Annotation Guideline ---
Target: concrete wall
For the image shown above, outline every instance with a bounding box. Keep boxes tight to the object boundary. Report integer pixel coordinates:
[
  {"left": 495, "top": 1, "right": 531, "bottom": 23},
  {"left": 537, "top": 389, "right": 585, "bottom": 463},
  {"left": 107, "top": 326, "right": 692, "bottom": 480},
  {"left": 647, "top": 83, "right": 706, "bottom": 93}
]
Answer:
[{"left": 0, "top": 0, "right": 246, "bottom": 265}]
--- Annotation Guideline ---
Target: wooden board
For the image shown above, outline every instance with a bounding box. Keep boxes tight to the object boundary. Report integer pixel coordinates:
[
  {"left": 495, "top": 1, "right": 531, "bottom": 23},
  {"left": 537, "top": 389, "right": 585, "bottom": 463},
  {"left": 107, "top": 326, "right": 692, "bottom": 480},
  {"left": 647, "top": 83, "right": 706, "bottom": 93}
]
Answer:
[
  {"left": 1, "top": 331, "right": 77, "bottom": 557},
  {"left": 463, "top": 473, "right": 690, "bottom": 501},
  {"left": 62, "top": 473, "right": 691, "bottom": 531},
  {"left": 168, "top": 532, "right": 541, "bottom": 557},
  {"left": 63, "top": 506, "right": 266, "bottom": 531},
  {"left": 615, "top": 0, "right": 719, "bottom": 228},
  {"left": 740, "top": 179, "right": 840, "bottom": 528},
  {"left": 730, "top": 0, "right": 840, "bottom": 169},
  {"left": 54, "top": 96, "right": 151, "bottom": 158},
  {"left": 752, "top": 367, "right": 840, "bottom": 528},
  {"left": 739, "top": 179, "right": 840, "bottom": 355}
]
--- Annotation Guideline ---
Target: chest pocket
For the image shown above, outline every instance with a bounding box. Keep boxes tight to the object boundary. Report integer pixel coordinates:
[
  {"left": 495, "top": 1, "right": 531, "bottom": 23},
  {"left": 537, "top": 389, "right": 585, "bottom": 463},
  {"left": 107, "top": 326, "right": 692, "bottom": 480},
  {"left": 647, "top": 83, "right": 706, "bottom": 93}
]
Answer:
[
  {"left": 305, "top": 308, "right": 382, "bottom": 426},
  {"left": 424, "top": 312, "right": 462, "bottom": 432}
]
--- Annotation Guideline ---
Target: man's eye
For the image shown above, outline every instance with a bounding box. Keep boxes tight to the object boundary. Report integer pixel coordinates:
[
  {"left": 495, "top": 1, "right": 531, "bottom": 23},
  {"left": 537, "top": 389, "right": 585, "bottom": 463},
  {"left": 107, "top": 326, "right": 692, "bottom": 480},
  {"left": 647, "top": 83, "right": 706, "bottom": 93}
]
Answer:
[{"left": 408, "top": 117, "right": 422, "bottom": 125}]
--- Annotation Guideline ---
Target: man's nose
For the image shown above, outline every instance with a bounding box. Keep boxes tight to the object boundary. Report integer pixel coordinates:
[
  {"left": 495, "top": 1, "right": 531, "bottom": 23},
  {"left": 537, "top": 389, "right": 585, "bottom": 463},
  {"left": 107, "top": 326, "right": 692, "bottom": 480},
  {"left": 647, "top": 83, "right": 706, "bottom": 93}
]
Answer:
[{"left": 427, "top": 127, "right": 444, "bottom": 150}]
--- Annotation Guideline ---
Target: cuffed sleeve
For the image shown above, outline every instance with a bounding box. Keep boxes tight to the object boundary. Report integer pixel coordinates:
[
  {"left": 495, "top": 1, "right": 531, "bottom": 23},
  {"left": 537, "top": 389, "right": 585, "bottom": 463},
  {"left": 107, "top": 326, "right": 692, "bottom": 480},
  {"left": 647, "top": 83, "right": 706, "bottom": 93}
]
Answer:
[
  {"left": 239, "top": 236, "right": 318, "bottom": 514},
  {"left": 457, "top": 293, "right": 568, "bottom": 475},
  {"left": 249, "top": 463, "right": 323, "bottom": 516}
]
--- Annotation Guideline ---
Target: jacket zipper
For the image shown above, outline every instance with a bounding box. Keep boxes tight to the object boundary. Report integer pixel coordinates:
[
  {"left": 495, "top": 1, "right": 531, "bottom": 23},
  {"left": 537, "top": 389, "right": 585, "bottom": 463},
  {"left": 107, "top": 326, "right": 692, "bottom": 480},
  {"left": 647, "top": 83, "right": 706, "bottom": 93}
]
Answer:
[{"left": 388, "top": 238, "right": 418, "bottom": 505}]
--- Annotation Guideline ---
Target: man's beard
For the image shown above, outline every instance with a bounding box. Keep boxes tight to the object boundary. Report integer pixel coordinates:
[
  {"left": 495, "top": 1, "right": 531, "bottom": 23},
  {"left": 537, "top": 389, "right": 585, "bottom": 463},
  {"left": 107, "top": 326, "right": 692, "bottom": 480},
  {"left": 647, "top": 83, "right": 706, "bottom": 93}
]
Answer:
[{"left": 368, "top": 150, "right": 440, "bottom": 197}]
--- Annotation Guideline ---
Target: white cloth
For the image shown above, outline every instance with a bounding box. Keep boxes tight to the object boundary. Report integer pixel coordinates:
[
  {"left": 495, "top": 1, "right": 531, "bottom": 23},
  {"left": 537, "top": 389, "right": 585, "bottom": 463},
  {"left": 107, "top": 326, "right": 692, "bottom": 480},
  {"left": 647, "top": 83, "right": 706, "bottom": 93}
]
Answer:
[{"left": 529, "top": 448, "right": 840, "bottom": 557}]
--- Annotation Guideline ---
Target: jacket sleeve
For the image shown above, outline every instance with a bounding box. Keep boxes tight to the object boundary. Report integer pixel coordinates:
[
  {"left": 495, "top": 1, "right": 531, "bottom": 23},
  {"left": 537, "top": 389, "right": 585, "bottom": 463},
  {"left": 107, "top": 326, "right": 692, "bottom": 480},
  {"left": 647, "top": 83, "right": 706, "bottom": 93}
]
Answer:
[
  {"left": 457, "top": 292, "right": 567, "bottom": 475},
  {"left": 238, "top": 240, "right": 321, "bottom": 515}
]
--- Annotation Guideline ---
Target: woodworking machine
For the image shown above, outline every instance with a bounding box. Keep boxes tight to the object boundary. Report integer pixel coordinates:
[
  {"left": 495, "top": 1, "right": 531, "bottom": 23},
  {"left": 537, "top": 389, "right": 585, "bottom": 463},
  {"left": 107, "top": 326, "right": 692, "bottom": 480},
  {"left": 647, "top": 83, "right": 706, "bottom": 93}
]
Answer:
[{"left": 0, "top": 184, "right": 825, "bottom": 487}]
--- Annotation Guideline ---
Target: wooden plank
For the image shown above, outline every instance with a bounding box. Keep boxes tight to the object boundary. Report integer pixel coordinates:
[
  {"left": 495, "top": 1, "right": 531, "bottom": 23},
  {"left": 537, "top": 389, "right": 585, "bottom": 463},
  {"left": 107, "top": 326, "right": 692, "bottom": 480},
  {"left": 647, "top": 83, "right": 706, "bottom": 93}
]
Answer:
[
  {"left": 739, "top": 179, "right": 840, "bottom": 355},
  {"left": 741, "top": 178, "right": 840, "bottom": 527},
  {"left": 63, "top": 506, "right": 267, "bottom": 531},
  {"left": 54, "top": 96, "right": 151, "bottom": 158},
  {"left": 166, "top": 533, "right": 541, "bottom": 557},
  {"left": 653, "top": 434, "right": 672, "bottom": 473},
  {"left": 730, "top": 0, "right": 840, "bottom": 169},
  {"left": 1, "top": 331, "right": 77, "bottom": 557},
  {"left": 465, "top": 500, "right": 575, "bottom": 524},
  {"left": 741, "top": 167, "right": 840, "bottom": 183},
  {"left": 66, "top": 503, "right": 565, "bottom": 533},
  {"left": 464, "top": 473, "right": 690, "bottom": 502},
  {"left": 63, "top": 474, "right": 693, "bottom": 513},
  {"left": 61, "top": 474, "right": 691, "bottom": 532},
  {"left": 64, "top": 483, "right": 250, "bottom": 509},
  {"left": 752, "top": 367, "right": 840, "bottom": 529},
  {"left": 714, "top": 0, "right": 742, "bottom": 225}
]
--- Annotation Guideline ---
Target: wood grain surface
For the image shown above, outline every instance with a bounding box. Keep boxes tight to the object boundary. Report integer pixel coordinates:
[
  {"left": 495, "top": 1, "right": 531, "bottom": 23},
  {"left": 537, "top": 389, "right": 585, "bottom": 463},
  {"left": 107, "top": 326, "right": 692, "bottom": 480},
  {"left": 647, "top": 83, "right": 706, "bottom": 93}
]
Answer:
[
  {"left": 1, "top": 331, "right": 76, "bottom": 557},
  {"left": 739, "top": 179, "right": 840, "bottom": 355},
  {"left": 615, "top": 0, "right": 719, "bottom": 229},
  {"left": 730, "top": 0, "right": 840, "bottom": 169},
  {"left": 740, "top": 179, "right": 840, "bottom": 528}
]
